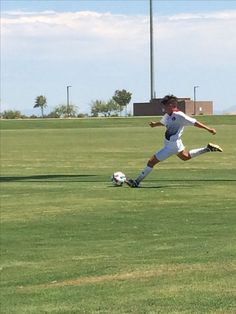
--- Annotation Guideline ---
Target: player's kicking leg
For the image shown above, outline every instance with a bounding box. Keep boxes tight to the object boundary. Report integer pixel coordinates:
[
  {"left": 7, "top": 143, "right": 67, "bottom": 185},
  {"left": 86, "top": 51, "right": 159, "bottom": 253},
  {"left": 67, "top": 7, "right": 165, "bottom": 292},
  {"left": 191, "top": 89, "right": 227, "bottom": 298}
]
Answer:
[{"left": 178, "top": 143, "right": 223, "bottom": 160}]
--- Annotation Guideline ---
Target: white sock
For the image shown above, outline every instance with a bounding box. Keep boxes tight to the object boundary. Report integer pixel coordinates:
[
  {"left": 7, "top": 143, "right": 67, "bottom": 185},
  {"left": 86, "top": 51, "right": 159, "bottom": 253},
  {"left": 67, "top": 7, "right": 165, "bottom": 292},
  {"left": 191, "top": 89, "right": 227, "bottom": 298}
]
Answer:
[
  {"left": 189, "top": 147, "right": 209, "bottom": 158},
  {"left": 135, "top": 166, "right": 153, "bottom": 183}
]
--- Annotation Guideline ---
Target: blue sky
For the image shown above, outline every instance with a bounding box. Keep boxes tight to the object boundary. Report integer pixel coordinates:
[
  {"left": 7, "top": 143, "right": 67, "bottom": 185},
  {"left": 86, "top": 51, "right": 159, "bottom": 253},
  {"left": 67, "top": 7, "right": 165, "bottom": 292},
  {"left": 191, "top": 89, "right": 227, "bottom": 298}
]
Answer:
[
  {"left": 2, "top": 0, "right": 233, "bottom": 15},
  {"left": 1, "top": 0, "right": 236, "bottom": 115}
]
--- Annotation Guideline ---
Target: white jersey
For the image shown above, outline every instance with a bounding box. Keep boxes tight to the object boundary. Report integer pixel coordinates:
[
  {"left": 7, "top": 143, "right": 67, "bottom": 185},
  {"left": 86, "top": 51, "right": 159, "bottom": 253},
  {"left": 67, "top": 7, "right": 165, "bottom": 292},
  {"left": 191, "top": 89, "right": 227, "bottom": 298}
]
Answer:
[{"left": 160, "top": 111, "right": 196, "bottom": 142}]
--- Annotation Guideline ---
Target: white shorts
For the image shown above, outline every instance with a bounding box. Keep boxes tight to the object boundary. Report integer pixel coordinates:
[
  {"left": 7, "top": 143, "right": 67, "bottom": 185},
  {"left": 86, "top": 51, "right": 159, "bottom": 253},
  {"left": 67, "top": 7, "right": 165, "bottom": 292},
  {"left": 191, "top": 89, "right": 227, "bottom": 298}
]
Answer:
[{"left": 155, "top": 139, "right": 185, "bottom": 161}]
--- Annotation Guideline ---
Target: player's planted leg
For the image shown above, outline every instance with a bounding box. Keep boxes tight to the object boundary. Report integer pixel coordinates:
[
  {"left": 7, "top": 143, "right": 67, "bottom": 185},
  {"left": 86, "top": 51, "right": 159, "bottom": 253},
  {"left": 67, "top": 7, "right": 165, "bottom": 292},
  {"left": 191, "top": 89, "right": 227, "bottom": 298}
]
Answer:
[{"left": 126, "top": 156, "right": 160, "bottom": 188}]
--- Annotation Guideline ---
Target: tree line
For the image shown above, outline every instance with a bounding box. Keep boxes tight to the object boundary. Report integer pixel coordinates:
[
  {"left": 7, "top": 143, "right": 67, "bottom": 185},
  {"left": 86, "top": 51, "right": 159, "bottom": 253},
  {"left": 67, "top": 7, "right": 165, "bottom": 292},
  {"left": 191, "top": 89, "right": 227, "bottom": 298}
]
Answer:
[{"left": 1, "top": 89, "right": 132, "bottom": 119}]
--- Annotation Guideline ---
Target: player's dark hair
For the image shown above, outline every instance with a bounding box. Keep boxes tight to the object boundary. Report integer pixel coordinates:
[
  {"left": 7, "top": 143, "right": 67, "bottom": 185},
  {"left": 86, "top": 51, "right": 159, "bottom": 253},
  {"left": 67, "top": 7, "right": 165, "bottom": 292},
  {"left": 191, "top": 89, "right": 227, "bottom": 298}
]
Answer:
[{"left": 161, "top": 95, "right": 178, "bottom": 106}]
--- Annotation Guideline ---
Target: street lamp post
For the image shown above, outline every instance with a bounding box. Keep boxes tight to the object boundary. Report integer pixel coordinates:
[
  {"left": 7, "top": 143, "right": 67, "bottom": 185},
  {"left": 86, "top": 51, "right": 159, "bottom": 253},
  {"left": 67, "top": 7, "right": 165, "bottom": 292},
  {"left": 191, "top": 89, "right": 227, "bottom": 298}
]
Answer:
[
  {"left": 193, "top": 85, "right": 199, "bottom": 115},
  {"left": 66, "top": 85, "right": 72, "bottom": 117}
]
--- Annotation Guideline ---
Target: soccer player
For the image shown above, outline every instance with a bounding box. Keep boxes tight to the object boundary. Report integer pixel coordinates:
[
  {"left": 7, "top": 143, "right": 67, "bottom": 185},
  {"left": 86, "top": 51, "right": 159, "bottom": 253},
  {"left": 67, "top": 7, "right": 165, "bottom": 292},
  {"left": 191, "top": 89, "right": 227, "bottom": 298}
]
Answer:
[{"left": 126, "top": 94, "right": 223, "bottom": 188}]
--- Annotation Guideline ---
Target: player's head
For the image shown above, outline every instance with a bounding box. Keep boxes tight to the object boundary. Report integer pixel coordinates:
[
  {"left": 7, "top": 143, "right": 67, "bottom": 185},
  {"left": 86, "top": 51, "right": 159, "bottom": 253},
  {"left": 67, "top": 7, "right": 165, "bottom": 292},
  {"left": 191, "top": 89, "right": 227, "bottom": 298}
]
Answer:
[
  {"left": 161, "top": 95, "right": 178, "bottom": 107},
  {"left": 161, "top": 95, "right": 178, "bottom": 114}
]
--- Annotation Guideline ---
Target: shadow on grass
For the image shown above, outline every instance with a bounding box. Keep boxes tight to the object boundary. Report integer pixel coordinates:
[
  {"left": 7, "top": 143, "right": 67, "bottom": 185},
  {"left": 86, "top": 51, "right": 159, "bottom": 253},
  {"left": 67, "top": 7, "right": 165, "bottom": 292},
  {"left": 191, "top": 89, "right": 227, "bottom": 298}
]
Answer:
[
  {"left": 1, "top": 175, "right": 236, "bottom": 184},
  {"left": 0, "top": 174, "right": 100, "bottom": 183},
  {"left": 139, "top": 179, "right": 236, "bottom": 189},
  {"left": 109, "top": 185, "right": 174, "bottom": 189}
]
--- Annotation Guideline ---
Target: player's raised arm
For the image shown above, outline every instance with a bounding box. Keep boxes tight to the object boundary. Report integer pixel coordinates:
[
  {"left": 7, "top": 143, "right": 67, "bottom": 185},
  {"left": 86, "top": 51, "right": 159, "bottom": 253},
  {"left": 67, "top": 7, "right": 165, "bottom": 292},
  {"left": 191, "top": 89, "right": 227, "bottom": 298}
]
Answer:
[{"left": 194, "top": 121, "right": 216, "bottom": 135}]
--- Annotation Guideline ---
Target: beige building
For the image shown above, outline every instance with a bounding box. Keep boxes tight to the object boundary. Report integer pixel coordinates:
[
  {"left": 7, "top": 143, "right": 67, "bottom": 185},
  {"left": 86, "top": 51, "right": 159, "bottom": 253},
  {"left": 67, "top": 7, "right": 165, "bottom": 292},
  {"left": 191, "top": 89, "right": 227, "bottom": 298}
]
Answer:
[{"left": 133, "top": 97, "right": 213, "bottom": 116}]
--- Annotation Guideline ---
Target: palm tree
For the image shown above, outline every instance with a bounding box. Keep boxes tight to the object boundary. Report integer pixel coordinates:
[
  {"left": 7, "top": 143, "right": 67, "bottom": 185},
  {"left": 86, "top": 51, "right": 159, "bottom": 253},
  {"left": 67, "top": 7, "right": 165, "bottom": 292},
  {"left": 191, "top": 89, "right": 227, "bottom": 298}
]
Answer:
[{"left": 34, "top": 95, "right": 47, "bottom": 117}]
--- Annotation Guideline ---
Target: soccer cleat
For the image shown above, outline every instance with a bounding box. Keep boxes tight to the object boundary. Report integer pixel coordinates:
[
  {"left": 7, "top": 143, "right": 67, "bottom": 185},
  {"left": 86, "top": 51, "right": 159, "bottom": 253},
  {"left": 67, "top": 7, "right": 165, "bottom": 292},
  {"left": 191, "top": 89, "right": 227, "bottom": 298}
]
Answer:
[
  {"left": 125, "top": 179, "right": 140, "bottom": 188},
  {"left": 207, "top": 143, "right": 223, "bottom": 152}
]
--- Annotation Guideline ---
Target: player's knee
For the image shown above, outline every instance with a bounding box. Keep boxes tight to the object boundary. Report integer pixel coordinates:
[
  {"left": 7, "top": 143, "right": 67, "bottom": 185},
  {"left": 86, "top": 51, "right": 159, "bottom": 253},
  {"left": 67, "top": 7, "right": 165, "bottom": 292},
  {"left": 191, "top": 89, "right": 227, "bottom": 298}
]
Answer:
[
  {"left": 178, "top": 152, "right": 191, "bottom": 161},
  {"left": 181, "top": 155, "right": 191, "bottom": 161},
  {"left": 147, "top": 156, "right": 159, "bottom": 167},
  {"left": 147, "top": 160, "right": 154, "bottom": 167}
]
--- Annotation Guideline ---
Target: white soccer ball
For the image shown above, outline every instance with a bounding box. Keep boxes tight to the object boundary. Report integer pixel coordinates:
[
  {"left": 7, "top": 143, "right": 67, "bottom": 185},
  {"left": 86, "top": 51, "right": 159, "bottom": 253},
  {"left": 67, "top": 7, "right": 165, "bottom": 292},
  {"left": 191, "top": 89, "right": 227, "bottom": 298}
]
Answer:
[{"left": 111, "top": 171, "right": 126, "bottom": 186}]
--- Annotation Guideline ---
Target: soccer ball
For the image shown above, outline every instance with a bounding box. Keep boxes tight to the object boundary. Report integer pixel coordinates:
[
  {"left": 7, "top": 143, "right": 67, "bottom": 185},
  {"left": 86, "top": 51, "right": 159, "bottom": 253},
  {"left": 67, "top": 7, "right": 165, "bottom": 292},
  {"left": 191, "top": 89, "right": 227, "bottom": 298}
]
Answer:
[{"left": 111, "top": 171, "right": 126, "bottom": 186}]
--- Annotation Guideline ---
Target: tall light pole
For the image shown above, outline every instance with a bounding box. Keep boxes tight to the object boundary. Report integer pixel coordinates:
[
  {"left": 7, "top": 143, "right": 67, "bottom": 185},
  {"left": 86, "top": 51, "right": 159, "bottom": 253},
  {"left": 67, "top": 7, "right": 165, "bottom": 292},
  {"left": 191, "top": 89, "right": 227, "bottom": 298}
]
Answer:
[
  {"left": 193, "top": 85, "right": 199, "bottom": 115},
  {"left": 149, "top": 0, "right": 155, "bottom": 101},
  {"left": 67, "top": 85, "right": 72, "bottom": 117}
]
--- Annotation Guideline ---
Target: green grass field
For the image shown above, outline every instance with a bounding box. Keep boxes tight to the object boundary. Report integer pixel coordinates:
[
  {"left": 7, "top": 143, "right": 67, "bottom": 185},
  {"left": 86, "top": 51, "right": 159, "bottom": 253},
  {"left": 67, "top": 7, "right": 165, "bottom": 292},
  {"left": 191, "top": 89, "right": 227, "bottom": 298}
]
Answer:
[{"left": 1, "top": 116, "right": 236, "bottom": 314}]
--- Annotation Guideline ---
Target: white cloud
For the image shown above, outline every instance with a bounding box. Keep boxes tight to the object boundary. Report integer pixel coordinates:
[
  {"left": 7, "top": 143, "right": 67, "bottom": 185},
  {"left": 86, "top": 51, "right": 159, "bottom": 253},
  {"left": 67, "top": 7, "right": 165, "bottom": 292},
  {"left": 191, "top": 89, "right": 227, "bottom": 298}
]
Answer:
[
  {"left": 168, "top": 10, "right": 236, "bottom": 21},
  {"left": 1, "top": 10, "right": 148, "bottom": 61},
  {"left": 155, "top": 10, "right": 236, "bottom": 67},
  {"left": 2, "top": 9, "right": 236, "bottom": 65}
]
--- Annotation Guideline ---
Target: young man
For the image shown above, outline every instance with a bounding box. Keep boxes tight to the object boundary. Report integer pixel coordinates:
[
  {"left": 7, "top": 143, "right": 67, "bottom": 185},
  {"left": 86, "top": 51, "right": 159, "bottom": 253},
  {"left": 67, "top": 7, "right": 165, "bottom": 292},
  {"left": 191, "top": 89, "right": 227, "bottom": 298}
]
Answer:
[{"left": 126, "top": 94, "right": 223, "bottom": 188}]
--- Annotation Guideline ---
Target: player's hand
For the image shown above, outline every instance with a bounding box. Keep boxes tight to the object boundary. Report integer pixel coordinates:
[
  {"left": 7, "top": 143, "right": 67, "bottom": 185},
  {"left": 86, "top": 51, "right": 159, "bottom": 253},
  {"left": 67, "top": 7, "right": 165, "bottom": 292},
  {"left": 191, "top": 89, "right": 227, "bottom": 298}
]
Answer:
[
  {"left": 209, "top": 128, "right": 216, "bottom": 135},
  {"left": 149, "top": 121, "right": 156, "bottom": 128}
]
